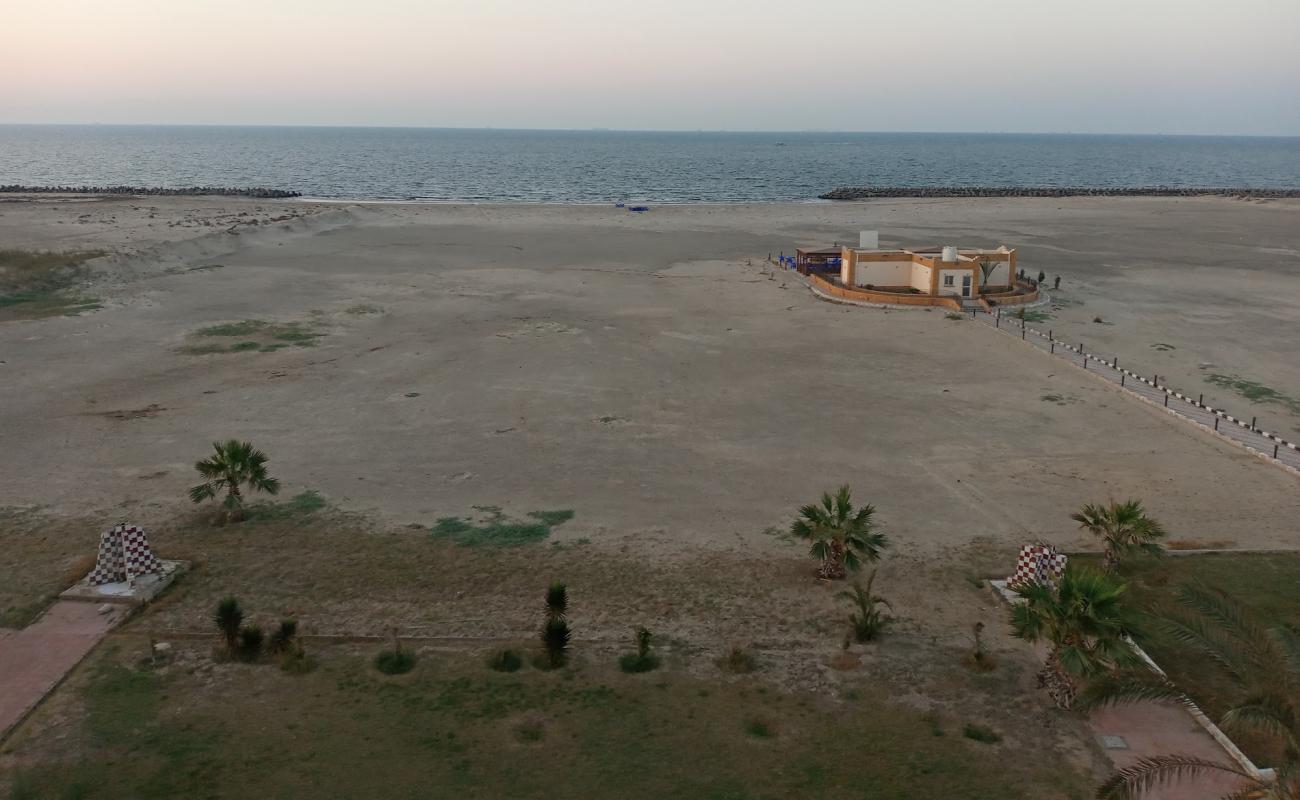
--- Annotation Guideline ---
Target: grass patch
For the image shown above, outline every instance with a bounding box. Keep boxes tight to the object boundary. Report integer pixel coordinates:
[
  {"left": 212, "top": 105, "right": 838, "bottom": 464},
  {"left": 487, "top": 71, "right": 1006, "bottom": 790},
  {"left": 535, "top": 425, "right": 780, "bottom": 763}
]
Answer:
[
  {"left": 0, "top": 248, "right": 107, "bottom": 320},
  {"left": 428, "top": 508, "right": 573, "bottom": 548},
  {"left": 962, "top": 723, "right": 1001, "bottom": 744},
  {"left": 1076, "top": 552, "right": 1300, "bottom": 766},
  {"left": 944, "top": 312, "right": 965, "bottom": 321},
  {"left": 242, "top": 490, "right": 329, "bottom": 523},
  {"left": 744, "top": 719, "right": 776, "bottom": 739},
  {"left": 717, "top": 646, "right": 758, "bottom": 674},
  {"left": 1039, "top": 393, "right": 1079, "bottom": 406},
  {"left": 1204, "top": 373, "right": 1300, "bottom": 416},
  {"left": 344, "top": 304, "right": 383, "bottom": 316},
  {"left": 1012, "top": 309, "right": 1052, "bottom": 323},
  {"left": 179, "top": 319, "right": 324, "bottom": 355},
  {"left": 6, "top": 625, "right": 1094, "bottom": 799},
  {"left": 619, "top": 653, "right": 661, "bottom": 674}
]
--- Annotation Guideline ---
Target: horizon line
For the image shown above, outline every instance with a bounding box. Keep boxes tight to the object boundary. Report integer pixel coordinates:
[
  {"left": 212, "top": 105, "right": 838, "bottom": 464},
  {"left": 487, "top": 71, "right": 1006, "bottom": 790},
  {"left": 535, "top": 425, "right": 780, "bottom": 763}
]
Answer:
[{"left": 1, "top": 122, "right": 1298, "bottom": 139}]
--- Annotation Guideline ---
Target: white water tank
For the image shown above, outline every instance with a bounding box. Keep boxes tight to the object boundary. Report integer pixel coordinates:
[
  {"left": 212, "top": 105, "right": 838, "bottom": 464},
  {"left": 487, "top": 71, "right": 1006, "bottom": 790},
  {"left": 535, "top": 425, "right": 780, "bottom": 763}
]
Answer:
[
  {"left": 941, "top": 246, "right": 958, "bottom": 263},
  {"left": 859, "top": 230, "right": 879, "bottom": 249}
]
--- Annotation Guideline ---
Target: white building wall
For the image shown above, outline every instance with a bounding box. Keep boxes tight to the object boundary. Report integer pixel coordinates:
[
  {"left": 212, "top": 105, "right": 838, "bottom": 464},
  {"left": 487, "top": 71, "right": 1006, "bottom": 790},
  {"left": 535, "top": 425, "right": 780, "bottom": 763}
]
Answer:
[
  {"left": 937, "top": 268, "right": 969, "bottom": 296},
  {"left": 910, "top": 264, "right": 932, "bottom": 293},
  {"left": 854, "top": 260, "right": 913, "bottom": 287}
]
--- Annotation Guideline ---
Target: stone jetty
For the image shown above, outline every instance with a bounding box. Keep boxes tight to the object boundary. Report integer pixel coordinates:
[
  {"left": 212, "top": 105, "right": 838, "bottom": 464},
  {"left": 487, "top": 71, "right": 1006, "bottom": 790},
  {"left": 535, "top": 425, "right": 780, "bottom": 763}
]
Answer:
[
  {"left": 0, "top": 185, "right": 301, "bottom": 198},
  {"left": 819, "top": 186, "right": 1300, "bottom": 200}
]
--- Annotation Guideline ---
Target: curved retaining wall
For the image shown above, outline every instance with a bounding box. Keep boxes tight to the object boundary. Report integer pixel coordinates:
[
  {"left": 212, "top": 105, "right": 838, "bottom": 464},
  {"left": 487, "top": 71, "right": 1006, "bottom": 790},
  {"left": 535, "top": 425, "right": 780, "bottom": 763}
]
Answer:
[{"left": 808, "top": 274, "right": 964, "bottom": 309}]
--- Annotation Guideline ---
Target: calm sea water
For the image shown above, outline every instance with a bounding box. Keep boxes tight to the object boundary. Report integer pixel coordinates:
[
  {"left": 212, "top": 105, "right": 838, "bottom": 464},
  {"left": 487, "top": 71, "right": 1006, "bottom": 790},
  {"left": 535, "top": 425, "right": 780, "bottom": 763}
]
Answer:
[{"left": 2, "top": 126, "right": 1298, "bottom": 202}]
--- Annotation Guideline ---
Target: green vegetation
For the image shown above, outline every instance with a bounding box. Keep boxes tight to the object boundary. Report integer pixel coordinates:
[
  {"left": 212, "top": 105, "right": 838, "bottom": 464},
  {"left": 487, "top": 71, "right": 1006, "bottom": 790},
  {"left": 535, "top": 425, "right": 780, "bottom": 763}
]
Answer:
[
  {"left": 961, "top": 724, "right": 1001, "bottom": 744},
  {"left": 428, "top": 507, "right": 573, "bottom": 548},
  {"left": 243, "top": 490, "right": 328, "bottom": 523},
  {"left": 7, "top": 644, "right": 1091, "bottom": 799},
  {"left": 961, "top": 622, "right": 997, "bottom": 673},
  {"left": 374, "top": 644, "right": 417, "bottom": 675},
  {"left": 1039, "top": 393, "right": 1079, "bottom": 406},
  {"left": 619, "top": 627, "right": 661, "bottom": 673},
  {"left": 1009, "top": 566, "right": 1141, "bottom": 708},
  {"left": 717, "top": 646, "right": 759, "bottom": 674},
  {"left": 215, "top": 597, "right": 244, "bottom": 655},
  {"left": 1070, "top": 499, "right": 1165, "bottom": 572},
  {"left": 1150, "top": 342, "right": 1176, "bottom": 351},
  {"left": 1081, "top": 582, "right": 1300, "bottom": 797},
  {"left": 344, "top": 303, "right": 383, "bottom": 316},
  {"left": 1075, "top": 552, "right": 1300, "bottom": 771},
  {"left": 1012, "top": 308, "right": 1052, "bottom": 323},
  {"left": 744, "top": 719, "right": 776, "bottom": 739},
  {"left": 944, "top": 311, "right": 965, "bottom": 321},
  {"left": 838, "top": 570, "right": 892, "bottom": 642},
  {"left": 189, "top": 440, "right": 281, "bottom": 523},
  {"left": 791, "top": 486, "right": 887, "bottom": 580},
  {"left": 540, "top": 583, "right": 572, "bottom": 669},
  {"left": 179, "top": 319, "right": 324, "bottom": 354},
  {"left": 0, "top": 248, "right": 107, "bottom": 319},
  {"left": 1205, "top": 373, "right": 1300, "bottom": 416},
  {"left": 487, "top": 648, "right": 524, "bottom": 672}
]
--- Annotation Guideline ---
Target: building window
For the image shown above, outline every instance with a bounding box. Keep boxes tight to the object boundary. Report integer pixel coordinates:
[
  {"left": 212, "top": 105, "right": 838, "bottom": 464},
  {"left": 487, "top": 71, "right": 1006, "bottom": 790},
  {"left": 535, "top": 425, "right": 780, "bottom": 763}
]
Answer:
[{"left": 943, "top": 275, "right": 954, "bottom": 287}]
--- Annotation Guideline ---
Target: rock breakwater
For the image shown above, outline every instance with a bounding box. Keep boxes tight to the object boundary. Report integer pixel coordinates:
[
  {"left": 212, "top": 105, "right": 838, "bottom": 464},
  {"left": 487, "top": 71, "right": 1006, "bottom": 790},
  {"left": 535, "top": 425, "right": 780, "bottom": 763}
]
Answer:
[{"left": 0, "top": 185, "right": 301, "bottom": 198}]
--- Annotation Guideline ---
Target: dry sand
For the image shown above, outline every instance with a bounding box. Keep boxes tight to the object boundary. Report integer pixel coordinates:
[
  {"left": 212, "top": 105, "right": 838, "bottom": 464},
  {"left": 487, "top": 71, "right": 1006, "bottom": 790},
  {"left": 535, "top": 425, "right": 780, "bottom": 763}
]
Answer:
[{"left": 1, "top": 195, "right": 1298, "bottom": 556}]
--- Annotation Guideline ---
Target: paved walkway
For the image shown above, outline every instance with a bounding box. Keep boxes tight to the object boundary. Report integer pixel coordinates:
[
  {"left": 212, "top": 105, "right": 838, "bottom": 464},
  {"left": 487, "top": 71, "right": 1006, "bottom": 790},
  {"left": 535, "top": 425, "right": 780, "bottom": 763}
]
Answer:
[
  {"left": 972, "top": 308, "right": 1300, "bottom": 474},
  {"left": 0, "top": 601, "right": 126, "bottom": 741}
]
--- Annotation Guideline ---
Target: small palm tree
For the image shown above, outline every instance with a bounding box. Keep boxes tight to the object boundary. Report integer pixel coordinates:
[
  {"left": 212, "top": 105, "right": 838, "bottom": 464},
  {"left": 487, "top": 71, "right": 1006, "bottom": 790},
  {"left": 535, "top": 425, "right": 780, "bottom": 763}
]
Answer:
[
  {"left": 790, "top": 486, "right": 887, "bottom": 580},
  {"left": 189, "top": 440, "right": 280, "bottom": 522},
  {"left": 838, "top": 570, "right": 892, "bottom": 642},
  {"left": 1009, "top": 566, "right": 1141, "bottom": 708},
  {"left": 541, "top": 583, "right": 571, "bottom": 669},
  {"left": 978, "top": 258, "right": 999, "bottom": 287},
  {"left": 215, "top": 596, "right": 243, "bottom": 655},
  {"left": 1079, "top": 583, "right": 1300, "bottom": 799},
  {"left": 545, "top": 583, "right": 568, "bottom": 622},
  {"left": 1070, "top": 499, "right": 1165, "bottom": 572}
]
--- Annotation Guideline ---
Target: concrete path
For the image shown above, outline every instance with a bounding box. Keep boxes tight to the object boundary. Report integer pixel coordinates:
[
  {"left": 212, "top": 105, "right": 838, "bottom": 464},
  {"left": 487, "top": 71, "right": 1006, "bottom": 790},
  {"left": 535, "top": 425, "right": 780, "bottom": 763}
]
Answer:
[
  {"left": 0, "top": 601, "right": 126, "bottom": 741},
  {"left": 972, "top": 309, "right": 1300, "bottom": 475},
  {"left": 1089, "top": 702, "right": 1254, "bottom": 799}
]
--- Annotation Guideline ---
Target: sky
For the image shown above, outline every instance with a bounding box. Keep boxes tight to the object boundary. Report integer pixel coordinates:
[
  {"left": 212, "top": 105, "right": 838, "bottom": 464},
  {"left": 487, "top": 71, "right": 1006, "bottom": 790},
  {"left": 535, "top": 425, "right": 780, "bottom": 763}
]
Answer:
[{"left": 4, "top": 0, "right": 1299, "bottom": 135}]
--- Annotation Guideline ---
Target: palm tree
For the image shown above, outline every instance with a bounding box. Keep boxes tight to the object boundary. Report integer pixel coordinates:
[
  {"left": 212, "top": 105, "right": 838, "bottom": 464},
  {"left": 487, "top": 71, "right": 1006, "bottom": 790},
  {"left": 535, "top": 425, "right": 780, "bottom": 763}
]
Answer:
[
  {"left": 978, "top": 258, "right": 1000, "bottom": 288},
  {"left": 1009, "top": 565, "right": 1142, "bottom": 708},
  {"left": 188, "top": 440, "right": 280, "bottom": 522},
  {"left": 790, "top": 486, "right": 887, "bottom": 580},
  {"left": 1070, "top": 499, "right": 1165, "bottom": 573},
  {"left": 215, "top": 596, "right": 243, "bottom": 655},
  {"left": 838, "top": 569, "right": 892, "bottom": 642},
  {"left": 1079, "top": 583, "right": 1300, "bottom": 799}
]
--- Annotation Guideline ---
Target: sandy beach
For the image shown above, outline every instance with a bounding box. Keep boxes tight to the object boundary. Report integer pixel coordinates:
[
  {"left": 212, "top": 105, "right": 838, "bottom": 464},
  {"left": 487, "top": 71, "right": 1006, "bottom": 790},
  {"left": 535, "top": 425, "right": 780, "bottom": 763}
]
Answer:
[{"left": 2, "top": 195, "right": 1298, "bottom": 544}]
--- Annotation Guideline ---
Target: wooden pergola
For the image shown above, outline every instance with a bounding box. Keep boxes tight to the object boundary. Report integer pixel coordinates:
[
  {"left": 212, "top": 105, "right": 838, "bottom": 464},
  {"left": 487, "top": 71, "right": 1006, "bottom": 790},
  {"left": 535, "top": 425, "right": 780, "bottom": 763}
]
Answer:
[{"left": 794, "top": 246, "right": 842, "bottom": 275}]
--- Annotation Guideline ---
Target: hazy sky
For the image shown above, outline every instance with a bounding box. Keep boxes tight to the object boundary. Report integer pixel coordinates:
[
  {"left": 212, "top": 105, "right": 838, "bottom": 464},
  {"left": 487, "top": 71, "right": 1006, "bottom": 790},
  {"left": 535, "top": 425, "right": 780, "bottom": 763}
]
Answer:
[{"left": 5, "top": 0, "right": 1299, "bottom": 135}]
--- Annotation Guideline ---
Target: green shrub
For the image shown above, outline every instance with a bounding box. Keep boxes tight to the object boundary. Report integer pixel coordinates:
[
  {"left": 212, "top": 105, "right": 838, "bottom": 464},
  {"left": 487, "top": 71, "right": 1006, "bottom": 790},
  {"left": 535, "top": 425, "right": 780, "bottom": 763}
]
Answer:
[
  {"left": 619, "top": 627, "right": 660, "bottom": 673},
  {"left": 269, "top": 619, "right": 298, "bottom": 654},
  {"left": 237, "top": 625, "right": 264, "bottom": 662},
  {"left": 375, "top": 645, "right": 417, "bottom": 675},
  {"left": 488, "top": 648, "right": 523, "bottom": 672},
  {"left": 717, "top": 646, "right": 758, "bottom": 674},
  {"left": 745, "top": 720, "right": 775, "bottom": 738},
  {"left": 838, "top": 570, "right": 892, "bottom": 643},
  {"left": 962, "top": 723, "right": 1001, "bottom": 744}
]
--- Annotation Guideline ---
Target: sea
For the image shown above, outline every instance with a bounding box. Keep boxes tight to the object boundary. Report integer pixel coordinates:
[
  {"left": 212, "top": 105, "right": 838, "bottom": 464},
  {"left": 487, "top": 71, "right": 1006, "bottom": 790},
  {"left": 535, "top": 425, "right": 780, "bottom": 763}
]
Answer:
[{"left": 2, "top": 125, "right": 1298, "bottom": 203}]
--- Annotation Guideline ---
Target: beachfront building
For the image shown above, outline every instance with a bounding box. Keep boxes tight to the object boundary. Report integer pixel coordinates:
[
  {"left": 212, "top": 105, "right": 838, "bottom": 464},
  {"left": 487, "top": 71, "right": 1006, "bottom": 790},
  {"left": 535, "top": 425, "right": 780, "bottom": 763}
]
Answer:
[{"left": 838, "top": 245, "right": 1017, "bottom": 299}]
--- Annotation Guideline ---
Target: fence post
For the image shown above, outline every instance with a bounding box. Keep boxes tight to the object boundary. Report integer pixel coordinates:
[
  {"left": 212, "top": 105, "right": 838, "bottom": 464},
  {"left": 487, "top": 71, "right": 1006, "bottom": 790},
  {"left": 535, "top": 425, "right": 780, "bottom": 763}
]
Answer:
[
  {"left": 1164, "top": 392, "right": 1169, "bottom": 407},
  {"left": 1021, "top": 326, "right": 1025, "bottom": 340},
  {"left": 1120, "top": 373, "right": 1125, "bottom": 387},
  {"left": 1215, "top": 417, "right": 1220, "bottom": 431},
  {"left": 1153, "top": 374, "right": 1158, "bottom": 386},
  {"left": 1276, "top": 445, "right": 1281, "bottom": 459},
  {"left": 1198, "top": 393, "right": 1203, "bottom": 406},
  {"left": 1113, "top": 357, "right": 1118, "bottom": 369},
  {"left": 1251, "top": 416, "right": 1257, "bottom": 431},
  {"left": 1050, "top": 340, "right": 1055, "bottom": 354},
  {"left": 1048, "top": 329, "right": 1052, "bottom": 340}
]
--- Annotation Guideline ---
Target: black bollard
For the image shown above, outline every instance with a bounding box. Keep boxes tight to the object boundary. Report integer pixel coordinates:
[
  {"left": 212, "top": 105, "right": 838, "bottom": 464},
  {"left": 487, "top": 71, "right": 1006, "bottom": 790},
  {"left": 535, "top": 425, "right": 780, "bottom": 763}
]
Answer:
[
  {"left": 1276, "top": 445, "right": 1280, "bottom": 459},
  {"left": 1215, "top": 417, "right": 1220, "bottom": 431},
  {"left": 1050, "top": 341, "right": 1055, "bottom": 354},
  {"left": 1251, "top": 416, "right": 1257, "bottom": 431},
  {"left": 1198, "top": 393, "right": 1203, "bottom": 406},
  {"left": 1164, "top": 393, "right": 1169, "bottom": 407}
]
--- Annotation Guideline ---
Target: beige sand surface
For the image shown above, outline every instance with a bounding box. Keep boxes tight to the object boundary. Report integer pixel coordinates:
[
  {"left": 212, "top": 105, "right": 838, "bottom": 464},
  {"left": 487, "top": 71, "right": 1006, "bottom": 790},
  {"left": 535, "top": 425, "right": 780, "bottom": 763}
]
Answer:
[{"left": 1, "top": 196, "right": 1297, "bottom": 554}]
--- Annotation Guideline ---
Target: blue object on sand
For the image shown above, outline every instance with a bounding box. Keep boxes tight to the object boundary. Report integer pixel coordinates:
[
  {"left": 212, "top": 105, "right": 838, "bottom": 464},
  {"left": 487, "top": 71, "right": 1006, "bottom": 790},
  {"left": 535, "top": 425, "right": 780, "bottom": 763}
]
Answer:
[
  {"left": 629, "top": 205, "right": 650, "bottom": 212},
  {"left": 615, "top": 202, "right": 625, "bottom": 208}
]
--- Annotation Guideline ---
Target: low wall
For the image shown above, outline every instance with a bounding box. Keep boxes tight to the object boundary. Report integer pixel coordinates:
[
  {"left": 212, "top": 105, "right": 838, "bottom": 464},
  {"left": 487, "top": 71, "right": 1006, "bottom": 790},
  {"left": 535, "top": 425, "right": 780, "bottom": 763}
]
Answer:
[
  {"left": 808, "top": 274, "right": 963, "bottom": 310},
  {"left": 983, "top": 282, "right": 1040, "bottom": 307}
]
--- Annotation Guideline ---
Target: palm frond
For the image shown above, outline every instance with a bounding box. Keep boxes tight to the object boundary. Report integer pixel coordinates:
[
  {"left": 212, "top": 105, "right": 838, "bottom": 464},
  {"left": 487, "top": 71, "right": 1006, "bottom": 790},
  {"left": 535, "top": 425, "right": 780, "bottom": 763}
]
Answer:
[
  {"left": 1075, "top": 669, "right": 1188, "bottom": 712},
  {"left": 1095, "top": 755, "right": 1256, "bottom": 800},
  {"left": 1220, "top": 696, "right": 1300, "bottom": 754}
]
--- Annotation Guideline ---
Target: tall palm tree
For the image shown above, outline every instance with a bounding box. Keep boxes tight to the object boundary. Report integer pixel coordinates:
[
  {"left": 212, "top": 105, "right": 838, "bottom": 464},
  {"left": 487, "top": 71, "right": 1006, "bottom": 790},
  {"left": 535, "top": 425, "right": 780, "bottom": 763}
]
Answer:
[
  {"left": 1071, "top": 499, "right": 1165, "bottom": 573},
  {"left": 790, "top": 486, "right": 887, "bottom": 580},
  {"left": 1079, "top": 583, "right": 1300, "bottom": 799},
  {"left": 188, "top": 439, "right": 280, "bottom": 522},
  {"left": 1009, "top": 565, "right": 1142, "bottom": 708}
]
